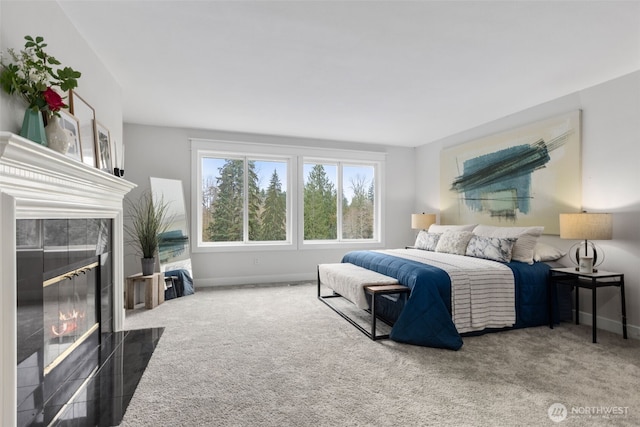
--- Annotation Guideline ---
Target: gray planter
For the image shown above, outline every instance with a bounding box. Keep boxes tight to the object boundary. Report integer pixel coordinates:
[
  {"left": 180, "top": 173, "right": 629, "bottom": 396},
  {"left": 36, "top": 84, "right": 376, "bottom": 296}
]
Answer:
[{"left": 141, "top": 257, "right": 155, "bottom": 276}]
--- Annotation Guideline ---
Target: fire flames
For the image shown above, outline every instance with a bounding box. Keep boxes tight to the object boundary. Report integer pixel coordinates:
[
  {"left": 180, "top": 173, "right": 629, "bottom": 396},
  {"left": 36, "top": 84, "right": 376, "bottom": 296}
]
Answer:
[{"left": 51, "top": 309, "right": 85, "bottom": 336}]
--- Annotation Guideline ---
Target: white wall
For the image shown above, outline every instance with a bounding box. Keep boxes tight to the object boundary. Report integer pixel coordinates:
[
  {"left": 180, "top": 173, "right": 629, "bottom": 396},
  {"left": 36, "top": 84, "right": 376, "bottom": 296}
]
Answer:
[
  {"left": 0, "top": 2, "right": 125, "bottom": 425},
  {"left": 0, "top": 0, "right": 123, "bottom": 164},
  {"left": 416, "top": 71, "right": 640, "bottom": 338},
  {"left": 123, "top": 123, "right": 416, "bottom": 284}
]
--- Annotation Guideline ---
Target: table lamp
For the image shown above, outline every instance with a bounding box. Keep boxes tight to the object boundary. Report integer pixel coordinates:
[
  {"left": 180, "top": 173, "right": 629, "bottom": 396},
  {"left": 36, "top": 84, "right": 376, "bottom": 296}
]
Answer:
[
  {"left": 559, "top": 212, "right": 612, "bottom": 273},
  {"left": 411, "top": 213, "right": 436, "bottom": 231}
]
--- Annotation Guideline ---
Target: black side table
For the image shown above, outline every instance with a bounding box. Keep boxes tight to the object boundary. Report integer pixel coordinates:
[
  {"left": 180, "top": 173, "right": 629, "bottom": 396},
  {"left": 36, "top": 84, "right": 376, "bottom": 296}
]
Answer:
[{"left": 549, "top": 267, "right": 627, "bottom": 343}]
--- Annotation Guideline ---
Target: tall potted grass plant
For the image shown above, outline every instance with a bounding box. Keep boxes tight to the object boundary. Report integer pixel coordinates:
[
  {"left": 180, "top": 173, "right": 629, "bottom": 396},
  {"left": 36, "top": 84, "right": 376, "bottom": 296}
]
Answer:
[{"left": 125, "top": 191, "right": 171, "bottom": 276}]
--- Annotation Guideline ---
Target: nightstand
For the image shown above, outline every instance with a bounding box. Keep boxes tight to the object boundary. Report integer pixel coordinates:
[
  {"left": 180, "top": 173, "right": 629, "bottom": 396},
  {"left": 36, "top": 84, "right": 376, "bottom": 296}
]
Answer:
[{"left": 549, "top": 267, "right": 627, "bottom": 343}]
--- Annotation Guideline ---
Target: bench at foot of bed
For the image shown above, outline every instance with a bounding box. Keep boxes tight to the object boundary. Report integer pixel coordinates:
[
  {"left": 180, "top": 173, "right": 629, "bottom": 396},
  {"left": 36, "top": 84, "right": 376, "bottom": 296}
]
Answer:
[
  {"left": 364, "top": 284, "right": 411, "bottom": 340},
  {"left": 317, "top": 263, "right": 409, "bottom": 341}
]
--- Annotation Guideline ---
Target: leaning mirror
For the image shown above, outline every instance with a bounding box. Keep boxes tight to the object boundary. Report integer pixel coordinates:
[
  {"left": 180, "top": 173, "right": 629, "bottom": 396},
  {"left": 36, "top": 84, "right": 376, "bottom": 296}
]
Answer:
[{"left": 149, "top": 177, "right": 192, "bottom": 277}]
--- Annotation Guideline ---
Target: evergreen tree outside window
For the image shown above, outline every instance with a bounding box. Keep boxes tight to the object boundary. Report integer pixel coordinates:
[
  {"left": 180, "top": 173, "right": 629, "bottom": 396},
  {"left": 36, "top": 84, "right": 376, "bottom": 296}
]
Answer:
[
  {"left": 303, "top": 163, "right": 337, "bottom": 240},
  {"left": 193, "top": 140, "right": 383, "bottom": 249},
  {"left": 303, "top": 162, "right": 376, "bottom": 242},
  {"left": 205, "top": 157, "right": 244, "bottom": 242},
  {"left": 342, "top": 165, "right": 375, "bottom": 240},
  {"left": 201, "top": 157, "right": 288, "bottom": 243},
  {"left": 260, "top": 167, "right": 287, "bottom": 241}
]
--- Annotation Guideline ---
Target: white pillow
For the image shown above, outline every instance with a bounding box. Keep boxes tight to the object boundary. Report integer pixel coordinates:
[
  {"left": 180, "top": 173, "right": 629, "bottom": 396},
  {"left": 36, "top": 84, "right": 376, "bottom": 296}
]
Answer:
[
  {"left": 533, "top": 242, "right": 566, "bottom": 262},
  {"left": 472, "top": 225, "right": 544, "bottom": 264},
  {"left": 435, "top": 230, "right": 474, "bottom": 255},
  {"left": 428, "top": 224, "right": 477, "bottom": 233},
  {"left": 414, "top": 230, "right": 441, "bottom": 251}
]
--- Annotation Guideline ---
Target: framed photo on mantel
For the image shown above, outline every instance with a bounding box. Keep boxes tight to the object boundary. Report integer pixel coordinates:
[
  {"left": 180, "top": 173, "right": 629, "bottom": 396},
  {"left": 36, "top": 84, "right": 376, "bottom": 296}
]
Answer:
[
  {"left": 94, "top": 121, "right": 112, "bottom": 173},
  {"left": 69, "top": 90, "right": 96, "bottom": 168},
  {"left": 57, "top": 110, "right": 83, "bottom": 162}
]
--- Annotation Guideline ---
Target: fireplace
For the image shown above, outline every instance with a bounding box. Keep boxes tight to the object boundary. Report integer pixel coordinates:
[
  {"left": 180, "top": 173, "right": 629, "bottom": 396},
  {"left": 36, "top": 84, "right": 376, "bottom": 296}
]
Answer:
[
  {"left": 17, "top": 218, "right": 113, "bottom": 425},
  {"left": 1, "top": 133, "right": 135, "bottom": 427}
]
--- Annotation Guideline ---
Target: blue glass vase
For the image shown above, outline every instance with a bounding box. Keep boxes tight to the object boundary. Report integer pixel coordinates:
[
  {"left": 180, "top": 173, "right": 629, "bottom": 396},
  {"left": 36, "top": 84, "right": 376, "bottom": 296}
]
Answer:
[{"left": 20, "top": 109, "right": 48, "bottom": 146}]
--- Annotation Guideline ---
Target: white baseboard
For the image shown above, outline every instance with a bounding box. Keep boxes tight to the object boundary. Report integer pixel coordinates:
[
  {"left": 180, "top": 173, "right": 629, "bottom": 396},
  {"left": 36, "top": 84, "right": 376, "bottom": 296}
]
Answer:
[
  {"left": 195, "top": 272, "right": 316, "bottom": 287},
  {"left": 575, "top": 310, "right": 639, "bottom": 340}
]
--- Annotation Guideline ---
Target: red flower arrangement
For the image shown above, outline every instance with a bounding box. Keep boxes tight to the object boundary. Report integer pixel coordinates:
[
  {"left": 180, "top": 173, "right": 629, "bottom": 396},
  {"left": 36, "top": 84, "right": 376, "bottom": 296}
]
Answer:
[
  {"left": 0, "top": 35, "right": 81, "bottom": 117},
  {"left": 42, "top": 87, "right": 66, "bottom": 112}
]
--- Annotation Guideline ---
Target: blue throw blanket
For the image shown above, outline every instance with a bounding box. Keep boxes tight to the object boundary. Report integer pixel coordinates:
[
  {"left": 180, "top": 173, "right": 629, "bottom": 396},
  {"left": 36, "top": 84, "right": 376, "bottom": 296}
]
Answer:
[
  {"left": 342, "top": 250, "right": 551, "bottom": 350},
  {"left": 164, "top": 269, "right": 194, "bottom": 300}
]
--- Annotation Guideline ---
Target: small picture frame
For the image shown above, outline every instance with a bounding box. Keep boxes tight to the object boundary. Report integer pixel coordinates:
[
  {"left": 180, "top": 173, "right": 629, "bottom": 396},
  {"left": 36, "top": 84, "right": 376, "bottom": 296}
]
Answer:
[
  {"left": 69, "top": 90, "right": 96, "bottom": 168},
  {"left": 58, "top": 110, "right": 83, "bottom": 162},
  {"left": 94, "top": 121, "right": 112, "bottom": 173}
]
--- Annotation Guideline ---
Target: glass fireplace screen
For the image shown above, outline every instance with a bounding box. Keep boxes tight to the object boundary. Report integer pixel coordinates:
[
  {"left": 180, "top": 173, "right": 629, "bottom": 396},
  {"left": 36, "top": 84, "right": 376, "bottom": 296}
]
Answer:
[{"left": 42, "top": 261, "right": 98, "bottom": 374}]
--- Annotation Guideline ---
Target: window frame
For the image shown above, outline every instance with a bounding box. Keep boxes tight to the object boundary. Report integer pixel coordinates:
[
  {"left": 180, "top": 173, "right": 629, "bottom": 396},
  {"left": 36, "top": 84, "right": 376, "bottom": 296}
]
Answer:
[
  {"left": 300, "top": 157, "right": 381, "bottom": 246},
  {"left": 191, "top": 139, "right": 385, "bottom": 253}
]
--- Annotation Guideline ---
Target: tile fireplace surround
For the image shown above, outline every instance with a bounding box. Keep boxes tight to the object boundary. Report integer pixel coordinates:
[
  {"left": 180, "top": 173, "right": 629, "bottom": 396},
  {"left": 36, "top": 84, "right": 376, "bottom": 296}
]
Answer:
[{"left": 0, "top": 132, "right": 136, "bottom": 426}]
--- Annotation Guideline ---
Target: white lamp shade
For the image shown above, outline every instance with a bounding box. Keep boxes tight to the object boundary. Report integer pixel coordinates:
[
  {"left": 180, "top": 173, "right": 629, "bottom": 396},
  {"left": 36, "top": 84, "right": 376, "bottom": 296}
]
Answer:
[
  {"left": 411, "top": 213, "right": 436, "bottom": 230},
  {"left": 559, "top": 213, "right": 612, "bottom": 240}
]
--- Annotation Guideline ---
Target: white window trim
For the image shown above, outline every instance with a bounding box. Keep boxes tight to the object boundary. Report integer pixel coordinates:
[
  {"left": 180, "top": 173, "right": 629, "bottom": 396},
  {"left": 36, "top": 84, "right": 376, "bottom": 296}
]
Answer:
[
  {"left": 299, "top": 157, "right": 384, "bottom": 249},
  {"left": 191, "top": 138, "right": 386, "bottom": 252}
]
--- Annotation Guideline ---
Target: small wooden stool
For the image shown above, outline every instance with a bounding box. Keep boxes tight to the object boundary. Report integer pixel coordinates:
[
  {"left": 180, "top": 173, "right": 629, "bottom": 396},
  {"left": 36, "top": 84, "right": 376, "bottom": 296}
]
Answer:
[
  {"left": 364, "top": 284, "right": 411, "bottom": 340},
  {"left": 125, "top": 272, "right": 165, "bottom": 309}
]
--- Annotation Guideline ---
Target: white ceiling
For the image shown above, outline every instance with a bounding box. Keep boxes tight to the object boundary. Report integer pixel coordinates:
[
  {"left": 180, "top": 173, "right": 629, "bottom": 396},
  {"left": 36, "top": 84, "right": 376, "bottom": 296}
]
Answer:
[{"left": 58, "top": 0, "right": 640, "bottom": 147}]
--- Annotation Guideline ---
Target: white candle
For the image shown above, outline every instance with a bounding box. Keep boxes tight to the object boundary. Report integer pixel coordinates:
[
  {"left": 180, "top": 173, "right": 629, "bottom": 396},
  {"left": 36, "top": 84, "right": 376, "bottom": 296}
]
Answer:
[{"left": 113, "top": 140, "right": 119, "bottom": 169}]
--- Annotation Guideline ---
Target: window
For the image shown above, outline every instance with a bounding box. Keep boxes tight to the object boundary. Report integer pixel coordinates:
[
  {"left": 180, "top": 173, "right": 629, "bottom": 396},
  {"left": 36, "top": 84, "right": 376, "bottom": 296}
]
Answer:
[
  {"left": 303, "top": 162, "right": 337, "bottom": 240},
  {"left": 341, "top": 164, "right": 375, "bottom": 240},
  {"left": 303, "top": 162, "right": 376, "bottom": 241},
  {"left": 192, "top": 140, "right": 384, "bottom": 250},
  {"left": 200, "top": 155, "right": 290, "bottom": 245}
]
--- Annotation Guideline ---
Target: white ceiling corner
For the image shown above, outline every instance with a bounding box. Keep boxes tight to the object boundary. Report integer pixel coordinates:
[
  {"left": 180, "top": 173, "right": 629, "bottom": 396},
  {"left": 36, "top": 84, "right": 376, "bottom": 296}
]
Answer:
[{"left": 57, "top": 0, "right": 640, "bottom": 147}]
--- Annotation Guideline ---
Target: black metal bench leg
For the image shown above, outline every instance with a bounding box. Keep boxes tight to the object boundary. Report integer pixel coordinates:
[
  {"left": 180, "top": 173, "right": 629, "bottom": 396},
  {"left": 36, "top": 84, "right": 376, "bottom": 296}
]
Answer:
[
  {"left": 371, "top": 293, "right": 377, "bottom": 340},
  {"left": 621, "top": 278, "right": 627, "bottom": 339}
]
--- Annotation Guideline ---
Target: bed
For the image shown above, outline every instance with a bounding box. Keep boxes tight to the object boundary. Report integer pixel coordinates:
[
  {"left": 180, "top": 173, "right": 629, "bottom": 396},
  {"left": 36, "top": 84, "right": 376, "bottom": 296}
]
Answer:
[{"left": 329, "top": 224, "right": 565, "bottom": 350}]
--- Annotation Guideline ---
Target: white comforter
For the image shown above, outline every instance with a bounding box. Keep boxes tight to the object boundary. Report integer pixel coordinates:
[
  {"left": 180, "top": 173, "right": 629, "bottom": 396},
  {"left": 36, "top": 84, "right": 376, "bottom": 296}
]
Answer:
[{"left": 375, "top": 249, "right": 516, "bottom": 334}]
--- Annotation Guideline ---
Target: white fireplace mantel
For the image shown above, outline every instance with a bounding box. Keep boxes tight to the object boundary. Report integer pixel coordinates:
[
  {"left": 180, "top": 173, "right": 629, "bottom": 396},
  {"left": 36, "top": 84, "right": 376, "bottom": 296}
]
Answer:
[{"left": 0, "top": 132, "right": 136, "bottom": 426}]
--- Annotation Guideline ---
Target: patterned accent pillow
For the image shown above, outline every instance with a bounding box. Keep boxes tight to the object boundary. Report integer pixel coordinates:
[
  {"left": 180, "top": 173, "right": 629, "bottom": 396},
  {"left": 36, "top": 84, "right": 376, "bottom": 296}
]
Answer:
[
  {"left": 466, "top": 235, "right": 517, "bottom": 263},
  {"left": 472, "top": 225, "right": 544, "bottom": 264},
  {"left": 435, "top": 230, "right": 474, "bottom": 255},
  {"left": 414, "top": 231, "right": 441, "bottom": 251}
]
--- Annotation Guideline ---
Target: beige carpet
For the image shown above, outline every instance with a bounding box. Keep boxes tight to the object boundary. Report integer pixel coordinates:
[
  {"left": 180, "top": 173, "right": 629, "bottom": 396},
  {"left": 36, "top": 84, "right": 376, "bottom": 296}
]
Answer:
[{"left": 120, "top": 283, "right": 640, "bottom": 426}]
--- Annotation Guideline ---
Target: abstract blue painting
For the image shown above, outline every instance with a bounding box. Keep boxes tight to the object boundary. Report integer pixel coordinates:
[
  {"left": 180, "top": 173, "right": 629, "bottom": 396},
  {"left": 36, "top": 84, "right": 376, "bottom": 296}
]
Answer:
[{"left": 440, "top": 111, "right": 581, "bottom": 234}]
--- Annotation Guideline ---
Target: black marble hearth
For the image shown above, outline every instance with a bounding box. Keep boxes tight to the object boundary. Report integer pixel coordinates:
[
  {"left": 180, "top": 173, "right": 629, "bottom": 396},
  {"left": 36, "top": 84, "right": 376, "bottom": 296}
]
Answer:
[{"left": 18, "top": 328, "right": 163, "bottom": 426}]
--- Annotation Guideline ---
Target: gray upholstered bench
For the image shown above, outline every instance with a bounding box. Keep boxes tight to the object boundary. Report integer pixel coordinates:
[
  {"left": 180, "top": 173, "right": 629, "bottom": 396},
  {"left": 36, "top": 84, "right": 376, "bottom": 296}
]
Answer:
[{"left": 317, "top": 263, "right": 409, "bottom": 340}]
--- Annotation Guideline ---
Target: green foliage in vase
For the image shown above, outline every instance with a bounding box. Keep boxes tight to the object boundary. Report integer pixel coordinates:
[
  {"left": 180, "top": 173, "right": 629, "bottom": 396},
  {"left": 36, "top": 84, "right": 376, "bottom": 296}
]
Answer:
[{"left": 0, "top": 35, "right": 81, "bottom": 116}]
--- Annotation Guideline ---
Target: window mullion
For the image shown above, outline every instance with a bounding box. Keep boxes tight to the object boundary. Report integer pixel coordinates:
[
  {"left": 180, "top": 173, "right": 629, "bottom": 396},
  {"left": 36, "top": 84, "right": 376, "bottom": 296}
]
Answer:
[
  {"left": 336, "top": 162, "right": 343, "bottom": 242},
  {"left": 243, "top": 157, "right": 249, "bottom": 243}
]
